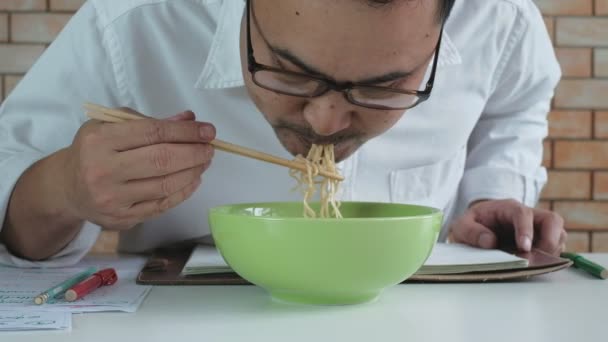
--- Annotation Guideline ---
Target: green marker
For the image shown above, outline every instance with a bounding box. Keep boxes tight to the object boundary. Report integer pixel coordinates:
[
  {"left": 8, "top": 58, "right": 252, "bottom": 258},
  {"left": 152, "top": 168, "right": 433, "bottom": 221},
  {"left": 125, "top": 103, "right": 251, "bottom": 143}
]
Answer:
[
  {"left": 34, "top": 267, "right": 97, "bottom": 304},
  {"left": 561, "top": 252, "right": 607, "bottom": 280}
]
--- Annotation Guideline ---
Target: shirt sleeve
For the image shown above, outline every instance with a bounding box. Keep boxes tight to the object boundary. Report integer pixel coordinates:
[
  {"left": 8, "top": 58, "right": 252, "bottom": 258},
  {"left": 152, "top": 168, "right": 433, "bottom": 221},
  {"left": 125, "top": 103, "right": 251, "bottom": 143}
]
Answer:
[
  {"left": 455, "top": 2, "right": 561, "bottom": 215},
  {"left": 0, "top": 2, "right": 128, "bottom": 267}
]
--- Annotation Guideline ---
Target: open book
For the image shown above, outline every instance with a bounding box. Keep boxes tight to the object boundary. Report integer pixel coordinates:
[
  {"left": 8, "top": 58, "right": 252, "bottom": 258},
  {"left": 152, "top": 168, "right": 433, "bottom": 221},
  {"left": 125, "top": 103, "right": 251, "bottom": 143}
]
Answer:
[
  {"left": 181, "top": 243, "right": 529, "bottom": 276},
  {"left": 415, "top": 243, "right": 528, "bottom": 275}
]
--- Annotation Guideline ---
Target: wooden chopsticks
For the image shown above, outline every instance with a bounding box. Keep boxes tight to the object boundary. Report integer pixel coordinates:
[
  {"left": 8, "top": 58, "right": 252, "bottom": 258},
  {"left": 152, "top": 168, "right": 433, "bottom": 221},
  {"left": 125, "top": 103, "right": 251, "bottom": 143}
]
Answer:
[{"left": 83, "top": 103, "right": 344, "bottom": 181}]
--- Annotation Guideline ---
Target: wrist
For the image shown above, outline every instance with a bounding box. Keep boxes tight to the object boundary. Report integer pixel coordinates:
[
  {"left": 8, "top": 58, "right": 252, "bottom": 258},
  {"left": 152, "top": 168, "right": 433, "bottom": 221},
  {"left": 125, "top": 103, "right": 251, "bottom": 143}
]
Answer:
[
  {"left": 45, "top": 148, "right": 83, "bottom": 226},
  {"left": 2, "top": 149, "right": 84, "bottom": 260}
]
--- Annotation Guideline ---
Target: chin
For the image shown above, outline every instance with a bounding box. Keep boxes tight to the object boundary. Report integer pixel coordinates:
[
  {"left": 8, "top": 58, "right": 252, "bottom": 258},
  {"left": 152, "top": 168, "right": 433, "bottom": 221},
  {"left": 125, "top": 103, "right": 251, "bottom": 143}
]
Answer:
[{"left": 333, "top": 141, "right": 360, "bottom": 163}]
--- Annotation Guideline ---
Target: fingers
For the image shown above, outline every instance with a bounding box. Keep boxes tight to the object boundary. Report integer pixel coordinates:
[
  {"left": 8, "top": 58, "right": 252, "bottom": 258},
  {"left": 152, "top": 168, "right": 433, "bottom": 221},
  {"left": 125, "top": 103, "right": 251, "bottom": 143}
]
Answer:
[
  {"left": 164, "top": 111, "right": 196, "bottom": 121},
  {"left": 72, "top": 108, "right": 214, "bottom": 232},
  {"left": 116, "top": 142, "right": 214, "bottom": 180},
  {"left": 123, "top": 163, "right": 209, "bottom": 203},
  {"left": 102, "top": 115, "right": 216, "bottom": 151},
  {"left": 128, "top": 178, "right": 202, "bottom": 219},
  {"left": 468, "top": 199, "right": 566, "bottom": 254},
  {"left": 84, "top": 168, "right": 206, "bottom": 231},
  {"left": 450, "top": 213, "right": 498, "bottom": 249},
  {"left": 533, "top": 208, "right": 566, "bottom": 255},
  {"left": 118, "top": 107, "right": 196, "bottom": 121},
  {"left": 506, "top": 202, "right": 535, "bottom": 252}
]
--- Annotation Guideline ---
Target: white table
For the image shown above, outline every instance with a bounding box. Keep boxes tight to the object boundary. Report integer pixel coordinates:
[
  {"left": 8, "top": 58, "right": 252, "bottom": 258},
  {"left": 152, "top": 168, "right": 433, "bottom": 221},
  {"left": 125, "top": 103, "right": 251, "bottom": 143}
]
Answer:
[{"left": 6, "top": 254, "right": 608, "bottom": 342}]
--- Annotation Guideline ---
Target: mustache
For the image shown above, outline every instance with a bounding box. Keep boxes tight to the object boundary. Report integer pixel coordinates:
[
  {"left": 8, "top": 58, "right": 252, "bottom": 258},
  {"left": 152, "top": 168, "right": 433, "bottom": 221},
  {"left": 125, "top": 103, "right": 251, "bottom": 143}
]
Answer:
[{"left": 274, "top": 121, "right": 361, "bottom": 145}]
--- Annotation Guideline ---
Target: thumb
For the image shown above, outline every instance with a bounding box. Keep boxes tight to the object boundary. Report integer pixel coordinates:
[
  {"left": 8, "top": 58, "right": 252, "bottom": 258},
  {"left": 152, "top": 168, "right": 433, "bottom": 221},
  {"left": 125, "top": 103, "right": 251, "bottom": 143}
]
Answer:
[
  {"left": 164, "top": 110, "right": 196, "bottom": 121},
  {"left": 450, "top": 216, "right": 497, "bottom": 249}
]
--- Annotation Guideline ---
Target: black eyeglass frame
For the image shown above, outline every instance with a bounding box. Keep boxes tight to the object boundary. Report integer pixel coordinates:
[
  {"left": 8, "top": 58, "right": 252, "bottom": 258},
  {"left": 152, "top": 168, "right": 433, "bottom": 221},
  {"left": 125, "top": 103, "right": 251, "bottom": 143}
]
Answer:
[{"left": 245, "top": 0, "right": 443, "bottom": 111}]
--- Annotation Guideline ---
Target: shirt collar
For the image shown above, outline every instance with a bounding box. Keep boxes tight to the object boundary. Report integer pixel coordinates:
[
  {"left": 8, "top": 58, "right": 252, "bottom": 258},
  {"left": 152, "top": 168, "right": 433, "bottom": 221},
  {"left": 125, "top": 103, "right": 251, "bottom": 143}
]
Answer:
[{"left": 195, "top": 0, "right": 462, "bottom": 90}]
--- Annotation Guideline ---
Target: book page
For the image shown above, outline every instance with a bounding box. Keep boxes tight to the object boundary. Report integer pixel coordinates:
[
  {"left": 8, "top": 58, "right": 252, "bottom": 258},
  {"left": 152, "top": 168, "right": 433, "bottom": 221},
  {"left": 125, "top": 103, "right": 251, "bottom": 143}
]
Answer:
[
  {"left": 423, "top": 243, "right": 527, "bottom": 266},
  {"left": 0, "top": 311, "right": 71, "bottom": 331},
  {"left": 181, "top": 245, "right": 231, "bottom": 275},
  {"left": 415, "top": 243, "right": 529, "bottom": 275},
  {"left": 0, "top": 255, "right": 151, "bottom": 313},
  {"left": 182, "top": 243, "right": 529, "bottom": 276}
]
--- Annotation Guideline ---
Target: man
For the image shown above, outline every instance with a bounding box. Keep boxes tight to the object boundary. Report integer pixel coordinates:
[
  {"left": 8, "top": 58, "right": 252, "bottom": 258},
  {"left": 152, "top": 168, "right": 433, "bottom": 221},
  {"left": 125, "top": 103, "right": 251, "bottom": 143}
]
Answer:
[{"left": 0, "top": 0, "right": 564, "bottom": 267}]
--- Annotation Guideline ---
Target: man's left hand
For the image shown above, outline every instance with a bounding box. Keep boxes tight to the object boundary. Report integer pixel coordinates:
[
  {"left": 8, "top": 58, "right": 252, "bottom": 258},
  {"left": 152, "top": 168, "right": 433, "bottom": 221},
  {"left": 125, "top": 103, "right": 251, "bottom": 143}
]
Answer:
[{"left": 449, "top": 199, "right": 567, "bottom": 255}]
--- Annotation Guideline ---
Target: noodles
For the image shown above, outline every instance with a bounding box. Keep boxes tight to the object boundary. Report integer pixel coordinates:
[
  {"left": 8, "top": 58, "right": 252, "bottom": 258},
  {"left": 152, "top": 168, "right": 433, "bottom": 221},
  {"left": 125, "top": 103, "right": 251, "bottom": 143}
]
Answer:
[{"left": 289, "top": 144, "right": 343, "bottom": 218}]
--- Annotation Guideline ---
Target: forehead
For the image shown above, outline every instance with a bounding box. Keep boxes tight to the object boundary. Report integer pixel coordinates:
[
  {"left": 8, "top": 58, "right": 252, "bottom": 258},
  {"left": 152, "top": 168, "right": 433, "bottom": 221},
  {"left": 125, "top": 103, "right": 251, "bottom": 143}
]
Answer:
[{"left": 252, "top": 0, "right": 440, "bottom": 79}]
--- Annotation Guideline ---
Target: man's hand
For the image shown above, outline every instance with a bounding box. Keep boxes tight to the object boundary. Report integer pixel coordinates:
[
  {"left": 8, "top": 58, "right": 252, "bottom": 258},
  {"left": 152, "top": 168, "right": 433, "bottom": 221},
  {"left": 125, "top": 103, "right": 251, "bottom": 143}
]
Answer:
[
  {"left": 60, "top": 109, "right": 216, "bottom": 231},
  {"left": 2, "top": 108, "right": 216, "bottom": 260},
  {"left": 449, "top": 199, "right": 567, "bottom": 255}
]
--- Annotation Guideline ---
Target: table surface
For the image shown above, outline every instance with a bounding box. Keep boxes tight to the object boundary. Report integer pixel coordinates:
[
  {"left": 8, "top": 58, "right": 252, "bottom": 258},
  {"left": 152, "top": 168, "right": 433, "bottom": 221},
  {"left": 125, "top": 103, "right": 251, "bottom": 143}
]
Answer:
[{"left": 5, "top": 254, "right": 608, "bottom": 342}]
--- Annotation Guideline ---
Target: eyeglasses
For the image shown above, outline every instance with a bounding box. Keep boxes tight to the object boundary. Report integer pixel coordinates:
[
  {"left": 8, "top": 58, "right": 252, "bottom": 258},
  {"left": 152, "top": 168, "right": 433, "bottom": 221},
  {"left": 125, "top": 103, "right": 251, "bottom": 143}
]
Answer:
[{"left": 245, "top": 0, "right": 443, "bottom": 111}]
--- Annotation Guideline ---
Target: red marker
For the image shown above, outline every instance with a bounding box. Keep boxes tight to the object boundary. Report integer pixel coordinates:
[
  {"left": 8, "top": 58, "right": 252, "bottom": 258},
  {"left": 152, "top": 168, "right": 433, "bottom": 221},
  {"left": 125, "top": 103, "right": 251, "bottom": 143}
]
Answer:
[{"left": 64, "top": 268, "right": 118, "bottom": 302}]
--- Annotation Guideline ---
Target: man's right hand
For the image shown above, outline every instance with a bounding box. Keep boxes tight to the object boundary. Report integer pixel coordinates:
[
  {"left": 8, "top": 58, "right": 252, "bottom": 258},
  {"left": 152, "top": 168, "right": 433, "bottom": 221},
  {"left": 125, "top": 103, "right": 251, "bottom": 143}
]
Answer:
[
  {"left": 0, "top": 108, "right": 215, "bottom": 261},
  {"left": 60, "top": 109, "right": 215, "bottom": 231}
]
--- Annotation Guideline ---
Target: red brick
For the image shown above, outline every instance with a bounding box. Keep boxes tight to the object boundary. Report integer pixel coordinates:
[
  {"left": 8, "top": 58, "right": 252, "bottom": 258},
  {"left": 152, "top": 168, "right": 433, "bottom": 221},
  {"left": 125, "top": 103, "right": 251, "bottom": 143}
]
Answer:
[
  {"left": 0, "top": 44, "right": 46, "bottom": 73},
  {"left": 595, "top": 112, "right": 608, "bottom": 138},
  {"left": 597, "top": 0, "right": 608, "bottom": 15},
  {"left": 556, "top": 18, "right": 608, "bottom": 47},
  {"left": 0, "top": 0, "right": 46, "bottom": 11},
  {"left": 564, "top": 231, "right": 590, "bottom": 253},
  {"left": 555, "top": 80, "right": 608, "bottom": 109},
  {"left": 595, "top": 49, "right": 608, "bottom": 78},
  {"left": 592, "top": 232, "right": 608, "bottom": 252},
  {"left": 11, "top": 14, "right": 72, "bottom": 44},
  {"left": 536, "top": 201, "right": 552, "bottom": 211},
  {"left": 541, "top": 171, "right": 591, "bottom": 200},
  {"left": 548, "top": 110, "right": 592, "bottom": 138},
  {"left": 543, "top": 140, "right": 552, "bottom": 168},
  {"left": 4, "top": 75, "right": 22, "bottom": 99},
  {"left": 50, "top": 0, "right": 85, "bottom": 11},
  {"left": 593, "top": 172, "right": 608, "bottom": 200},
  {"left": 554, "top": 141, "right": 608, "bottom": 169},
  {"left": 534, "top": 0, "right": 593, "bottom": 16},
  {"left": 90, "top": 231, "right": 119, "bottom": 254},
  {"left": 554, "top": 202, "right": 608, "bottom": 230},
  {"left": 0, "top": 14, "right": 7, "bottom": 43},
  {"left": 555, "top": 48, "right": 592, "bottom": 77}
]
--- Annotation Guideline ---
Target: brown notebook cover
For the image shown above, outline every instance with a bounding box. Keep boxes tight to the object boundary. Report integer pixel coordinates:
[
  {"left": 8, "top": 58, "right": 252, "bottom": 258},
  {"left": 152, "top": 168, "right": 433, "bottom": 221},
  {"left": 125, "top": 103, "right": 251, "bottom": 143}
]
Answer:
[{"left": 136, "top": 243, "right": 572, "bottom": 285}]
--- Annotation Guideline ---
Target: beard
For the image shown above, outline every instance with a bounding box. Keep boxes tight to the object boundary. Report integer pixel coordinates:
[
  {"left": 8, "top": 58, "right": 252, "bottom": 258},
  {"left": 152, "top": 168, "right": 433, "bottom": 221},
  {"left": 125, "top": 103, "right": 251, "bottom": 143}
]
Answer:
[{"left": 272, "top": 120, "right": 365, "bottom": 162}]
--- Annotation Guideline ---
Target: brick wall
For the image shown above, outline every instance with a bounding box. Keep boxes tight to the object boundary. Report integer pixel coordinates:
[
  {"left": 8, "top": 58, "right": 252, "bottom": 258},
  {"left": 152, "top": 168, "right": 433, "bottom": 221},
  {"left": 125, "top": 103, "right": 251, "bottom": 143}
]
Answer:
[
  {"left": 536, "top": 0, "right": 608, "bottom": 253},
  {"left": 1, "top": 1, "right": 607, "bottom": 253}
]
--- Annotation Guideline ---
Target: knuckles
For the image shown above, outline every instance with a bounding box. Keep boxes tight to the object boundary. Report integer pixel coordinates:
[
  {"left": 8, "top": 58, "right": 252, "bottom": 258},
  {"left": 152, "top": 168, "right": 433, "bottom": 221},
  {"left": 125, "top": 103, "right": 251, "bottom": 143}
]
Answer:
[
  {"left": 151, "top": 197, "right": 172, "bottom": 217},
  {"left": 79, "top": 129, "right": 106, "bottom": 148},
  {"left": 159, "top": 175, "right": 176, "bottom": 197},
  {"left": 80, "top": 163, "right": 111, "bottom": 188},
  {"left": 514, "top": 204, "right": 533, "bottom": 220},
  {"left": 197, "top": 144, "right": 215, "bottom": 163},
  {"left": 90, "top": 192, "right": 117, "bottom": 212},
  {"left": 150, "top": 145, "right": 173, "bottom": 172},
  {"left": 143, "top": 121, "right": 165, "bottom": 145},
  {"left": 548, "top": 211, "right": 565, "bottom": 228}
]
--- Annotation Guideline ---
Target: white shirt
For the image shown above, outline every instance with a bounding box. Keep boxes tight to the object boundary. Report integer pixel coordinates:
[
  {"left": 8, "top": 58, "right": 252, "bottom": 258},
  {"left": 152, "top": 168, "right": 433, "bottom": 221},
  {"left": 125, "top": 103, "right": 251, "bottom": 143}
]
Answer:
[{"left": 0, "top": 0, "right": 560, "bottom": 267}]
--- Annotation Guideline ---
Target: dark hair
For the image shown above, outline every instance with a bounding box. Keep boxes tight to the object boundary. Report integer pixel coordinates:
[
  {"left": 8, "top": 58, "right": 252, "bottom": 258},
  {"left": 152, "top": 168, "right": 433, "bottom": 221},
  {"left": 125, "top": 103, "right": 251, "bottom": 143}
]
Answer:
[{"left": 368, "top": 0, "right": 456, "bottom": 24}]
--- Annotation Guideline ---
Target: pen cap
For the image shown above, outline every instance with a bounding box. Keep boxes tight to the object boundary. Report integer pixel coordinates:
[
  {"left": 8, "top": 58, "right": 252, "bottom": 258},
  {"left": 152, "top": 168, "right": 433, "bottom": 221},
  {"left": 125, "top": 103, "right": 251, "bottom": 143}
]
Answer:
[{"left": 97, "top": 268, "right": 118, "bottom": 286}]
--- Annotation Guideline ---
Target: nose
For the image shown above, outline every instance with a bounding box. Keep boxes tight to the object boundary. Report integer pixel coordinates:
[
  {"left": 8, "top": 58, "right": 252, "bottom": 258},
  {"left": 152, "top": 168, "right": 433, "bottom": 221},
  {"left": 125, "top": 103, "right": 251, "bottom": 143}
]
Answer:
[{"left": 302, "top": 92, "right": 353, "bottom": 136}]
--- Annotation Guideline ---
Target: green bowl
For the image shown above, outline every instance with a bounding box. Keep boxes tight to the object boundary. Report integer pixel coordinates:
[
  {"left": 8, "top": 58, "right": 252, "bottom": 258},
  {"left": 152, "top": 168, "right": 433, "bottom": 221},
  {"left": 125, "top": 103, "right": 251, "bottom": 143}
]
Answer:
[{"left": 209, "top": 201, "right": 442, "bottom": 305}]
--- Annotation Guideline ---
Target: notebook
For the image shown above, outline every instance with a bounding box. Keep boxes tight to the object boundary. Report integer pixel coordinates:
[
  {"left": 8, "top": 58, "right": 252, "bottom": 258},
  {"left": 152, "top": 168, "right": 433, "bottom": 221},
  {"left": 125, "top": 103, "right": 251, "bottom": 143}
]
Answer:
[
  {"left": 136, "top": 242, "right": 572, "bottom": 284},
  {"left": 415, "top": 243, "right": 529, "bottom": 275},
  {"left": 181, "top": 243, "right": 529, "bottom": 277},
  {"left": 181, "top": 245, "right": 233, "bottom": 275}
]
